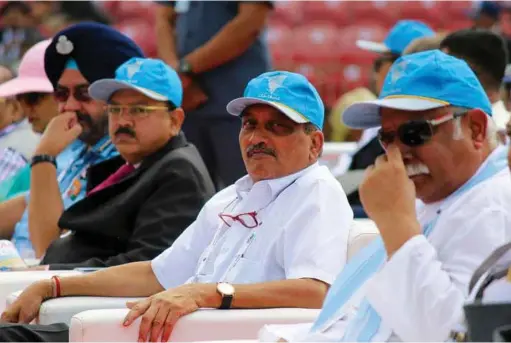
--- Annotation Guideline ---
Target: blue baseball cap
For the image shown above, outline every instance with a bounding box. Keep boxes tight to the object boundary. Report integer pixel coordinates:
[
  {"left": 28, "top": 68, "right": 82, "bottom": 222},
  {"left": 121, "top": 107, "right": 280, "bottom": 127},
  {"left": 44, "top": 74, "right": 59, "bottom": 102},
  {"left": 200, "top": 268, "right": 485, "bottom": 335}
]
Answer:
[
  {"left": 342, "top": 50, "right": 492, "bottom": 129},
  {"left": 89, "top": 57, "right": 183, "bottom": 107},
  {"left": 356, "top": 20, "right": 435, "bottom": 55},
  {"left": 226, "top": 71, "right": 325, "bottom": 129}
]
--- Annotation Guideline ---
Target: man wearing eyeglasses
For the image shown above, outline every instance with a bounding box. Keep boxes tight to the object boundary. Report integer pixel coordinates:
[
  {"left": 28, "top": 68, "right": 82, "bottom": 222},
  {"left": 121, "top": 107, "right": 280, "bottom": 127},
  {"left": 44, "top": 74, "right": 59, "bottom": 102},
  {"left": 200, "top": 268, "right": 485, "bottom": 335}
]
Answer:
[
  {"left": 261, "top": 50, "right": 511, "bottom": 342},
  {"left": 0, "top": 70, "right": 352, "bottom": 342},
  {"left": 0, "top": 23, "right": 143, "bottom": 261}
]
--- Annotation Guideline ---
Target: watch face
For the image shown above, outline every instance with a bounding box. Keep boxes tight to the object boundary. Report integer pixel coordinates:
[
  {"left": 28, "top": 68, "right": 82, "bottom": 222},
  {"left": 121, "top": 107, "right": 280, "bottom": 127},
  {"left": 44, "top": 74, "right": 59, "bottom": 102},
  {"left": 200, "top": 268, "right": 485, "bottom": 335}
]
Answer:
[{"left": 217, "top": 282, "right": 235, "bottom": 296}]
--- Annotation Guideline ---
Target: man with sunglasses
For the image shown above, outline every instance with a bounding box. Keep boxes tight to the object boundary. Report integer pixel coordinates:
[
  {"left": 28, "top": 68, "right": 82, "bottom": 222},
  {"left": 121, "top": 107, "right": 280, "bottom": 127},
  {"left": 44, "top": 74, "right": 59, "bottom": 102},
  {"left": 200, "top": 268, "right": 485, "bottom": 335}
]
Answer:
[
  {"left": 0, "top": 70, "right": 351, "bottom": 342},
  {"left": 0, "top": 23, "right": 144, "bottom": 261},
  {"left": 343, "top": 20, "right": 435, "bottom": 216},
  {"left": 261, "top": 50, "right": 511, "bottom": 342}
]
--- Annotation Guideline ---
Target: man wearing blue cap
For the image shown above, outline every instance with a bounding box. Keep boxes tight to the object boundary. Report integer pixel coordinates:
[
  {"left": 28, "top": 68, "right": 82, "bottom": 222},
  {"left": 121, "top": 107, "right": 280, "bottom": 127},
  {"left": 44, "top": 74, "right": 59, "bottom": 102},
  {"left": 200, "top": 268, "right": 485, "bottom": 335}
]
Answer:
[
  {"left": 0, "top": 71, "right": 352, "bottom": 342},
  {"left": 261, "top": 50, "right": 511, "bottom": 342},
  {"left": 342, "top": 20, "right": 436, "bottom": 216}
]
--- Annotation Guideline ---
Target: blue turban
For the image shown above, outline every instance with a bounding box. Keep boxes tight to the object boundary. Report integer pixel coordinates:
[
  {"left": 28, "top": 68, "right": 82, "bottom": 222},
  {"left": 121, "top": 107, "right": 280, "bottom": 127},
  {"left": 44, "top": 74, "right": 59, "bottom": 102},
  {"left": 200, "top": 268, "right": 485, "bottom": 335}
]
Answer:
[{"left": 44, "top": 22, "right": 145, "bottom": 88}]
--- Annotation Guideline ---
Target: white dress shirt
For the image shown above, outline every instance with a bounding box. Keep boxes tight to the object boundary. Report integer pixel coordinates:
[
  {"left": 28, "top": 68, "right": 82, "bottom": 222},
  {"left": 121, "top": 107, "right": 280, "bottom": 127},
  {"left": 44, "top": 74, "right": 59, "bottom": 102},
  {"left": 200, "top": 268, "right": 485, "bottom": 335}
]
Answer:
[
  {"left": 151, "top": 162, "right": 353, "bottom": 289},
  {"left": 261, "top": 146, "right": 511, "bottom": 342}
]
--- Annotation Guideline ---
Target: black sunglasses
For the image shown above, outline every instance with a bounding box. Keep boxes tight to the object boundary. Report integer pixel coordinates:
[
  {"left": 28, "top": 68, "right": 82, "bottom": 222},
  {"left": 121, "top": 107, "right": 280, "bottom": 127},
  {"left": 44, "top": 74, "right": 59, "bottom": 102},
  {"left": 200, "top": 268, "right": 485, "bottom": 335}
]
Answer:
[
  {"left": 54, "top": 85, "right": 91, "bottom": 103},
  {"left": 16, "top": 92, "right": 47, "bottom": 106},
  {"left": 378, "top": 111, "right": 468, "bottom": 148}
]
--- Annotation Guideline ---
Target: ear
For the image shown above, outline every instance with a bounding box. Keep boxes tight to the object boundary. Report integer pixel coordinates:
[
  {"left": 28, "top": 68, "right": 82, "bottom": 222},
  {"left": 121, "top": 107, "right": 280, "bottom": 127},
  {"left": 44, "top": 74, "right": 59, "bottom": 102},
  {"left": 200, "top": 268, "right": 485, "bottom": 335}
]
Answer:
[
  {"left": 169, "top": 108, "right": 185, "bottom": 136},
  {"left": 8, "top": 99, "right": 22, "bottom": 122},
  {"left": 309, "top": 130, "right": 324, "bottom": 161},
  {"left": 468, "top": 109, "right": 488, "bottom": 149}
]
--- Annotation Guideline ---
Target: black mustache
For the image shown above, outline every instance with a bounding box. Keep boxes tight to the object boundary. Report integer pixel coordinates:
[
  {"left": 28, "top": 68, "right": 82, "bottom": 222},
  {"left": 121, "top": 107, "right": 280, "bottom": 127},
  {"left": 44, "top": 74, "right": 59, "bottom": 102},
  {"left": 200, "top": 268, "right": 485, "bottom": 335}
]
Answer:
[
  {"left": 115, "top": 126, "right": 136, "bottom": 138},
  {"left": 246, "top": 143, "right": 276, "bottom": 158},
  {"left": 76, "top": 111, "right": 93, "bottom": 126}
]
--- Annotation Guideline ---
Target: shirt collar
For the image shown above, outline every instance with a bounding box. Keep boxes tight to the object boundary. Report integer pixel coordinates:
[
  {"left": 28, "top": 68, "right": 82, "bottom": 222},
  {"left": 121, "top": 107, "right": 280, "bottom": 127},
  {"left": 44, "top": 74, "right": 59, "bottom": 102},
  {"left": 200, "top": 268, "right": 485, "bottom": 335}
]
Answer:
[{"left": 235, "top": 162, "right": 319, "bottom": 200}]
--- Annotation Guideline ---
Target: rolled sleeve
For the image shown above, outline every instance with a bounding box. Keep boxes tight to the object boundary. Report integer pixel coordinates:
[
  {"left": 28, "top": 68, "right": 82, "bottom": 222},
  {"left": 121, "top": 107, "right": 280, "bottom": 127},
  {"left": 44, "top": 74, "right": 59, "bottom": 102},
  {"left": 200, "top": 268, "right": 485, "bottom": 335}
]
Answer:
[{"left": 281, "top": 180, "right": 353, "bottom": 285}]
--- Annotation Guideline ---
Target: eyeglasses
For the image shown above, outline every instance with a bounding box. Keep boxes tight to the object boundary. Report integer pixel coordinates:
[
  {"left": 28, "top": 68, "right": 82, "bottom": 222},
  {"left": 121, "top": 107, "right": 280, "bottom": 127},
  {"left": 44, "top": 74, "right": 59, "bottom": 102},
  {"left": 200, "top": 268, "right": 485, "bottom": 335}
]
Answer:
[
  {"left": 105, "top": 105, "right": 169, "bottom": 119},
  {"left": 378, "top": 111, "right": 468, "bottom": 148},
  {"left": 54, "top": 85, "right": 92, "bottom": 103},
  {"left": 218, "top": 211, "right": 260, "bottom": 229},
  {"left": 16, "top": 92, "right": 47, "bottom": 106}
]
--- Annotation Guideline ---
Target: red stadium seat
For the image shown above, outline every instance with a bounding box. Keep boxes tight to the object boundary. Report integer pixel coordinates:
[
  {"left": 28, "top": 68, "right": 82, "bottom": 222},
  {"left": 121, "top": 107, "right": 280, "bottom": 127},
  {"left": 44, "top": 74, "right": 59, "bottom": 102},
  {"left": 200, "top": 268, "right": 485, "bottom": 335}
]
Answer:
[
  {"left": 443, "top": 19, "right": 473, "bottom": 32},
  {"left": 301, "top": 1, "right": 351, "bottom": 26},
  {"left": 292, "top": 23, "right": 340, "bottom": 65},
  {"left": 266, "top": 25, "right": 294, "bottom": 69},
  {"left": 114, "top": 21, "right": 157, "bottom": 57},
  {"left": 397, "top": 1, "right": 444, "bottom": 29},
  {"left": 350, "top": 1, "right": 401, "bottom": 28},
  {"left": 440, "top": 1, "right": 474, "bottom": 21},
  {"left": 339, "top": 64, "right": 371, "bottom": 93},
  {"left": 269, "top": 1, "right": 303, "bottom": 27},
  {"left": 113, "top": 1, "right": 156, "bottom": 22}
]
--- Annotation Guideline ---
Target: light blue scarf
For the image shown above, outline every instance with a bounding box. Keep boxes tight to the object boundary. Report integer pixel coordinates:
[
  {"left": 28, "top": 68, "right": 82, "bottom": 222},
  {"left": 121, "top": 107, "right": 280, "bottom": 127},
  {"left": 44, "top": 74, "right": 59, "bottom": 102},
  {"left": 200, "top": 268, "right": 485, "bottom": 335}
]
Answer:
[{"left": 310, "top": 146, "right": 509, "bottom": 341}]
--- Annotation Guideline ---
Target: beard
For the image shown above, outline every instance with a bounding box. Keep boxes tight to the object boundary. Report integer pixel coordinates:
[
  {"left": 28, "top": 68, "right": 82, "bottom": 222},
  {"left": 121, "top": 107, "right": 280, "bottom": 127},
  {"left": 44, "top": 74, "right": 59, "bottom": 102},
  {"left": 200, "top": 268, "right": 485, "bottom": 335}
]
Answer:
[{"left": 76, "top": 111, "right": 109, "bottom": 146}]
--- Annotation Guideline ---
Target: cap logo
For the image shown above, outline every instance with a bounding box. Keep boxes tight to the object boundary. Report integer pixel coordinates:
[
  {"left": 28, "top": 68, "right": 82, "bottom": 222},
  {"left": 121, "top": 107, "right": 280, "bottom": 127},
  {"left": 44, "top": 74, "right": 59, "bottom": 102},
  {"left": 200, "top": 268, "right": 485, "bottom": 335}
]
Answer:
[
  {"left": 56, "top": 35, "right": 74, "bottom": 55},
  {"left": 126, "top": 60, "right": 143, "bottom": 80},
  {"left": 268, "top": 75, "right": 287, "bottom": 94},
  {"left": 390, "top": 60, "right": 408, "bottom": 84}
]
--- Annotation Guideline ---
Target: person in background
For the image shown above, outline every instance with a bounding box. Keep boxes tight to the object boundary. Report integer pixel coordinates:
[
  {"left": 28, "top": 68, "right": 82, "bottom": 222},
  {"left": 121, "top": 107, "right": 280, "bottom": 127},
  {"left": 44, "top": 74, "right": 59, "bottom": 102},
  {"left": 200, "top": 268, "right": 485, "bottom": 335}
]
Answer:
[
  {"left": 0, "top": 23, "right": 142, "bottom": 260},
  {"left": 440, "top": 29, "right": 509, "bottom": 142},
  {"left": 155, "top": 1, "right": 273, "bottom": 190},
  {"left": 0, "top": 39, "right": 62, "bottom": 204},
  {"left": 0, "top": 2, "right": 44, "bottom": 70},
  {"left": 0, "top": 63, "right": 40, "bottom": 162},
  {"left": 0, "top": 70, "right": 353, "bottom": 343},
  {"left": 503, "top": 64, "right": 511, "bottom": 112},
  {"left": 471, "top": 1, "right": 502, "bottom": 31}
]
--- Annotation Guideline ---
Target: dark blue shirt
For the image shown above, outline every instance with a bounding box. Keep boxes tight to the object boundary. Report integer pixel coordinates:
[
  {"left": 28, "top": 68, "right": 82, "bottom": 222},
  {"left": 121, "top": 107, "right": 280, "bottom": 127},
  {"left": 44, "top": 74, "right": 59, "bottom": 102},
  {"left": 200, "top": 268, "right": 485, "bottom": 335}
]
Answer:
[{"left": 161, "top": 1, "right": 273, "bottom": 118}]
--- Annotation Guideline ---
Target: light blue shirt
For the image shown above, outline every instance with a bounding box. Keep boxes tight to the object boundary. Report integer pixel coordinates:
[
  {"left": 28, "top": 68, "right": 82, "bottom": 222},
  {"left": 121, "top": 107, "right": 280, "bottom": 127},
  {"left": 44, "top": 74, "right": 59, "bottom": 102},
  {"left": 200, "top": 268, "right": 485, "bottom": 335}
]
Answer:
[{"left": 12, "top": 136, "right": 118, "bottom": 257}]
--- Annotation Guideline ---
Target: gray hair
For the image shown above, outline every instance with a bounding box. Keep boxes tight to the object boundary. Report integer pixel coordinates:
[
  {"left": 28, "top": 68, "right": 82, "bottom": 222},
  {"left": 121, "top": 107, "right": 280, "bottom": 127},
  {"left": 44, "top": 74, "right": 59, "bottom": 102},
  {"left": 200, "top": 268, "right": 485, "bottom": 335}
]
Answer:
[{"left": 451, "top": 106, "right": 498, "bottom": 148}]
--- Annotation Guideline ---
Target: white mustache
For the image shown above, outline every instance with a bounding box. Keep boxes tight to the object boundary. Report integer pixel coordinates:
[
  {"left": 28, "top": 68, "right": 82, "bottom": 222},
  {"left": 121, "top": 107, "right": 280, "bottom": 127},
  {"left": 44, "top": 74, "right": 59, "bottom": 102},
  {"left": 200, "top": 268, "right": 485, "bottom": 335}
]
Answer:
[{"left": 406, "top": 164, "right": 430, "bottom": 177}]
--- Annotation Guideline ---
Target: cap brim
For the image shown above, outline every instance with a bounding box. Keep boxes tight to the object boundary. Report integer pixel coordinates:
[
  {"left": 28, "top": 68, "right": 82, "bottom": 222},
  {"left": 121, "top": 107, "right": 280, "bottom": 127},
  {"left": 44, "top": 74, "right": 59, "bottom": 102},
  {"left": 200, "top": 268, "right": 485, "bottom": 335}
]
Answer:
[
  {"left": 356, "top": 40, "right": 390, "bottom": 53},
  {"left": 226, "top": 97, "right": 309, "bottom": 124},
  {"left": 342, "top": 97, "right": 447, "bottom": 129},
  {"left": 0, "top": 77, "right": 53, "bottom": 97},
  {"left": 89, "top": 80, "right": 168, "bottom": 102}
]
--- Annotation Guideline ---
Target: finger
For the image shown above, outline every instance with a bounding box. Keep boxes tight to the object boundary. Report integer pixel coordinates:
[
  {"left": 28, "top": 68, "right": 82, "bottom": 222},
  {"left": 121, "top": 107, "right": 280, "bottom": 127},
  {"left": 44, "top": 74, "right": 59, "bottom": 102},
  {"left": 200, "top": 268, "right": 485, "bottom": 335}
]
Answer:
[
  {"left": 0, "top": 310, "right": 17, "bottom": 323},
  {"left": 374, "top": 154, "right": 387, "bottom": 167},
  {"left": 126, "top": 300, "right": 139, "bottom": 309},
  {"left": 123, "top": 299, "right": 151, "bottom": 327},
  {"left": 138, "top": 304, "right": 160, "bottom": 343},
  {"left": 385, "top": 144, "right": 404, "bottom": 165},
  {"left": 160, "top": 311, "right": 181, "bottom": 343},
  {"left": 149, "top": 306, "right": 169, "bottom": 342},
  {"left": 19, "top": 306, "right": 37, "bottom": 324},
  {"left": 68, "top": 122, "right": 83, "bottom": 137}
]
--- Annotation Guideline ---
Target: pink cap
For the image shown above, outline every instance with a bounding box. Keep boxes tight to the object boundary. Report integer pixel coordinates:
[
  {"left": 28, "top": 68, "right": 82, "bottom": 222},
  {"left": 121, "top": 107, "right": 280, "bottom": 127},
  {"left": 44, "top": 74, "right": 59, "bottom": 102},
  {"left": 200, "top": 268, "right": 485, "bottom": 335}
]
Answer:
[{"left": 0, "top": 39, "right": 54, "bottom": 97}]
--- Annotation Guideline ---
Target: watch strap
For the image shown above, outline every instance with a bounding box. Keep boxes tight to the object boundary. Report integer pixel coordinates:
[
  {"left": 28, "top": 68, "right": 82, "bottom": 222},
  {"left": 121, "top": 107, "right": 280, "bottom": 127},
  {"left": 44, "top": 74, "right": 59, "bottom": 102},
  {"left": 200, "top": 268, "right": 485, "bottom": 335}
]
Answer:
[
  {"left": 31, "top": 154, "right": 57, "bottom": 168},
  {"left": 219, "top": 293, "right": 233, "bottom": 310}
]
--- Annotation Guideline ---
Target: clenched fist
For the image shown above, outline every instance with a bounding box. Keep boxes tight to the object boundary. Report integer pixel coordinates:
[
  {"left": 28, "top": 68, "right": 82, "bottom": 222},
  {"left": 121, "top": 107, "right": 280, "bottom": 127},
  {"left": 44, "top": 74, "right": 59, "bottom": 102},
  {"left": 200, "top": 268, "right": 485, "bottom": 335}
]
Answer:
[{"left": 34, "top": 112, "right": 83, "bottom": 157}]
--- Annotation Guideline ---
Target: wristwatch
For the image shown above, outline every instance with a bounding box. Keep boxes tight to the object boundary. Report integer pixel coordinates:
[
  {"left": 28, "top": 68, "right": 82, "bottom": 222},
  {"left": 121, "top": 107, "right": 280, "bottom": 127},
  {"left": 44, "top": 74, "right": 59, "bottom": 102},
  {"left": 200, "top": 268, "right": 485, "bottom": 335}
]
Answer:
[
  {"left": 177, "top": 58, "right": 194, "bottom": 75},
  {"left": 217, "top": 282, "right": 235, "bottom": 309},
  {"left": 31, "top": 154, "right": 57, "bottom": 168}
]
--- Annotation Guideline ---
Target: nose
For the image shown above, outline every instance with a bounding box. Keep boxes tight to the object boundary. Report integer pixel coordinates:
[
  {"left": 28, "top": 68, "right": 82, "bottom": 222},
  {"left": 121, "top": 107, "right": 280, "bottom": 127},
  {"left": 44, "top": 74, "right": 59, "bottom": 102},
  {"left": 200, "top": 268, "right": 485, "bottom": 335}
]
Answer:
[
  {"left": 247, "top": 128, "right": 269, "bottom": 145},
  {"left": 61, "top": 93, "right": 82, "bottom": 112}
]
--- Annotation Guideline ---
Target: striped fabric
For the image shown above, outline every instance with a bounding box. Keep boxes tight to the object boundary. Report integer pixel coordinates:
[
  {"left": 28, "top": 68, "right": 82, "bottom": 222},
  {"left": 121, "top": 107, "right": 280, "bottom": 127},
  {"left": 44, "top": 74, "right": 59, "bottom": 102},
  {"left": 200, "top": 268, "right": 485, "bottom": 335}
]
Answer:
[{"left": 0, "top": 147, "right": 27, "bottom": 182}]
